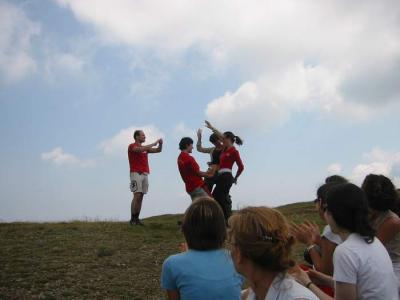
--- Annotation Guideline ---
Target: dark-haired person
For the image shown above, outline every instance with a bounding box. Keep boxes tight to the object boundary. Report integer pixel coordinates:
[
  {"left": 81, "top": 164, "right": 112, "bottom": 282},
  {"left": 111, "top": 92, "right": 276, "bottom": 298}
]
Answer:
[
  {"left": 292, "top": 183, "right": 342, "bottom": 277},
  {"left": 325, "top": 175, "right": 348, "bottom": 184},
  {"left": 128, "top": 130, "right": 162, "bottom": 225},
  {"left": 293, "top": 183, "right": 398, "bottom": 300},
  {"left": 228, "top": 206, "right": 318, "bottom": 300},
  {"left": 362, "top": 174, "right": 400, "bottom": 288},
  {"left": 196, "top": 128, "right": 224, "bottom": 192},
  {"left": 177, "top": 137, "right": 211, "bottom": 201},
  {"left": 161, "top": 197, "right": 243, "bottom": 300},
  {"left": 205, "top": 121, "right": 244, "bottom": 222}
]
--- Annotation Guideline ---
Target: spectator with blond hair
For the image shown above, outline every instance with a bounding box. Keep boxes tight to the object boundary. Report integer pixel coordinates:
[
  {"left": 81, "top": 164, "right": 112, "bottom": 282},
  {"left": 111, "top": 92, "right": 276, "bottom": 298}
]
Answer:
[{"left": 227, "top": 206, "right": 318, "bottom": 300}]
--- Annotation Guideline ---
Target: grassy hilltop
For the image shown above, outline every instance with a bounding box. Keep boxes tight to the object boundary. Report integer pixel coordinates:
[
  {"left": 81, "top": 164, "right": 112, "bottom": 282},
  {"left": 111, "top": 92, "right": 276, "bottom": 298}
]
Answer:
[{"left": 0, "top": 202, "right": 321, "bottom": 299}]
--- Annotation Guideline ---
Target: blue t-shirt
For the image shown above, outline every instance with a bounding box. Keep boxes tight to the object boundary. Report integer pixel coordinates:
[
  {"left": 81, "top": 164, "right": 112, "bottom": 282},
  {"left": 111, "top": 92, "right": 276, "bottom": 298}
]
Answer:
[{"left": 161, "top": 249, "right": 243, "bottom": 300}]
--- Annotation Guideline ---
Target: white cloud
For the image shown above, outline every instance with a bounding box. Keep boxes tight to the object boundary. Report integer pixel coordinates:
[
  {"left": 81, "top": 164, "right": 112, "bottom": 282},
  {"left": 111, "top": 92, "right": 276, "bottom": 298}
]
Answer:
[
  {"left": 350, "top": 148, "right": 400, "bottom": 186},
  {"left": 44, "top": 52, "right": 86, "bottom": 77},
  {"left": 173, "top": 122, "right": 196, "bottom": 140},
  {"left": 327, "top": 163, "right": 342, "bottom": 175},
  {"left": 100, "top": 125, "right": 164, "bottom": 157},
  {"left": 55, "top": 0, "right": 400, "bottom": 131},
  {"left": 41, "top": 147, "right": 95, "bottom": 168},
  {"left": 0, "top": 2, "right": 40, "bottom": 83}
]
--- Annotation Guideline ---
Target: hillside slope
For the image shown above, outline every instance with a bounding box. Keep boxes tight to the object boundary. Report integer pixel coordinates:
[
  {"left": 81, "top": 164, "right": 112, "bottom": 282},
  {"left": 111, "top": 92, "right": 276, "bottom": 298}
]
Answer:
[{"left": 0, "top": 202, "right": 320, "bottom": 299}]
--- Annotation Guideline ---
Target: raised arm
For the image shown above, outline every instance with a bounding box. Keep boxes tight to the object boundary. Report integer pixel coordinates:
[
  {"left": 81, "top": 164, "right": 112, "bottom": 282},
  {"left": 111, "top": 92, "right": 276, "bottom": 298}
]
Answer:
[
  {"left": 148, "top": 139, "right": 163, "bottom": 153},
  {"left": 204, "top": 120, "right": 224, "bottom": 140},
  {"left": 196, "top": 129, "right": 214, "bottom": 153},
  {"left": 129, "top": 141, "right": 158, "bottom": 152}
]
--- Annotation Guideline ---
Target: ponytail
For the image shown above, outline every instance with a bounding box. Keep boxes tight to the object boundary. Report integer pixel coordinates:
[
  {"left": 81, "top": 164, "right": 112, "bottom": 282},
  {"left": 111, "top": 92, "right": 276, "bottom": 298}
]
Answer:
[
  {"left": 234, "top": 135, "right": 243, "bottom": 146},
  {"left": 223, "top": 131, "right": 244, "bottom": 146}
]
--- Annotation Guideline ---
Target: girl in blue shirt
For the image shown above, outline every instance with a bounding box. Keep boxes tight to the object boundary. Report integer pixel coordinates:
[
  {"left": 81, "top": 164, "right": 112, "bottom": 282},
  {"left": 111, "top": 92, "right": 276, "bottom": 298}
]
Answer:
[{"left": 161, "top": 197, "right": 243, "bottom": 300}]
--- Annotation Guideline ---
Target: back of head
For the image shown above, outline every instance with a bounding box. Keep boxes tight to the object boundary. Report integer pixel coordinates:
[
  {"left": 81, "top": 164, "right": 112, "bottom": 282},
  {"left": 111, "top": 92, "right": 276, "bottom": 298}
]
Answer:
[
  {"left": 362, "top": 174, "right": 398, "bottom": 212},
  {"left": 182, "top": 197, "right": 226, "bottom": 250},
  {"left": 326, "top": 183, "right": 375, "bottom": 243},
  {"left": 223, "top": 131, "right": 243, "bottom": 146},
  {"left": 228, "top": 206, "right": 294, "bottom": 272},
  {"left": 325, "top": 175, "right": 348, "bottom": 184},
  {"left": 209, "top": 133, "right": 220, "bottom": 144},
  {"left": 179, "top": 137, "right": 193, "bottom": 150},
  {"left": 316, "top": 182, "right": 341, "bottom": 206}
]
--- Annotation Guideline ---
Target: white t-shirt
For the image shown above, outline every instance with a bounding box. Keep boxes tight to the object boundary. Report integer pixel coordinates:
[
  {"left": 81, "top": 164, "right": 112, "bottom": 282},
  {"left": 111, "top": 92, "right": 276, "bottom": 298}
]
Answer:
[
  {"left": 245, "top": 274, "right": 318, "bottom": 300},
  {"left": 322, "top": 225, "right": 342, "bottom": 245},
  {"left": 333, "top": 233, "right": 398, "bottom": 300}
]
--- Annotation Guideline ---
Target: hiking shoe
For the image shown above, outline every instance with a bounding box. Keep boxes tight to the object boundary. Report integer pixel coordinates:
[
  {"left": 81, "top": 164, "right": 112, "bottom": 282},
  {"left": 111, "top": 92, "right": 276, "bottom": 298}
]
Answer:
[
  {"left": 135, "top": 219, "right": 145, "bottom": 226},
  {"left": 129, "top": 219, "right": 135, "bottom": 226}
]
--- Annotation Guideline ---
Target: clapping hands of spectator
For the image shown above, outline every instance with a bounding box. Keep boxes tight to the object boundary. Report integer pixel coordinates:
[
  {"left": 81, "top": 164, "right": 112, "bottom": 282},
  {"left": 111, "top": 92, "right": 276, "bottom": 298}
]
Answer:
[{"left": 291, "top": 220, "right": 321, "bottom": 246}]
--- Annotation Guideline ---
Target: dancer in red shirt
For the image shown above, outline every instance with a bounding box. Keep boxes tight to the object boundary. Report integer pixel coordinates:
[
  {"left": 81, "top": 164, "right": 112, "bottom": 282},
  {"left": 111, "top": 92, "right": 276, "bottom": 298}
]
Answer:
[
  {"left": 177, "top": 137, "right": 212, "bottom": 201},
  {"left": 205, "top": 121, "right": 244, "bottom": 222},
  {"left": 128, "top": 130, "right": 163, "bottom": 225}
]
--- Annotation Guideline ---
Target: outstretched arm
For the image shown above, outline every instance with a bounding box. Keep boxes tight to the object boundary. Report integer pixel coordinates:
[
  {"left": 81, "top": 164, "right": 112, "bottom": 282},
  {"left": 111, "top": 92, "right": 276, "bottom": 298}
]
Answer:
[
  {"left": 148, "top": 139, "right": 163, "bottom": 153},
  {"left": 129, "top": 141, "right": 158, "bottom": 153},
  {"left": 196, "top": 129, "right": 214, "bottom": 153},
  {"left": 204, "top": 120, "right": 224, "bottom": 140}
]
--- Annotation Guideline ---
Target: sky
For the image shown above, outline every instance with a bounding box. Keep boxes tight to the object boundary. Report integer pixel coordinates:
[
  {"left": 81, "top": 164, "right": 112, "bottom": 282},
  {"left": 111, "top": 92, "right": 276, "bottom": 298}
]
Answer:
[{"left": 1, "top": 0, "right": 400, "bottom": 222}]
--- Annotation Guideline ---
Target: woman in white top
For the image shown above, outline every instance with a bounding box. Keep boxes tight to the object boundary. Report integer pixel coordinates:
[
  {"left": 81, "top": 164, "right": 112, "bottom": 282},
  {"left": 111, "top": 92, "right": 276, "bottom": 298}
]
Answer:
[
  {"left": 293, "top": 183, "right": 398, "bottom": 300},
  {"left": 228, "top": 206, "right": 318, "bottom": 300},
  {"left": 363, "top": 174, "right": 400, "bottom": 286},
  {"left": 291, "top": 182, "right": 343, "bottom": 276}
]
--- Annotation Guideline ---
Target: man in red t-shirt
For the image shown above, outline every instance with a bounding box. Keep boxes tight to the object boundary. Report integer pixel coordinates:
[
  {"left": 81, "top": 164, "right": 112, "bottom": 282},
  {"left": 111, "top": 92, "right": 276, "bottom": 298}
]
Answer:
[
  {"left": 177, "top": 137, "right": 211, "bottom": 201},
  {"left": 128, "top": 130, "right": 163, "bottom": 225}
]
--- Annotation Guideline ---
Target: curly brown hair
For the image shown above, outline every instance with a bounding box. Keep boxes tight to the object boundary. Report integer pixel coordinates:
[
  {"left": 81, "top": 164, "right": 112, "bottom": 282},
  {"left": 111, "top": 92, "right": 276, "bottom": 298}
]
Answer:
[{"left": 227, "top": 207, "right": 295, "bottom": 272}]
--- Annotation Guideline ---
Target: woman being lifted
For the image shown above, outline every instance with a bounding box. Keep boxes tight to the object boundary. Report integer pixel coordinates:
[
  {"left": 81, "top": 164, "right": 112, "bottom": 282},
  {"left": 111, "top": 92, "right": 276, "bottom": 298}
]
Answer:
[{"left": 204, "top": 120, "right": 244, "bottom": 222}]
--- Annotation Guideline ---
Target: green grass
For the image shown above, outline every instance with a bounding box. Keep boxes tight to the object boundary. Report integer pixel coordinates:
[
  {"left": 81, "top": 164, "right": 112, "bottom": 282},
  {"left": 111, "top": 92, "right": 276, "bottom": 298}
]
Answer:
[{"left": 0, "top": 202, "right": 321, "bottom": 299}]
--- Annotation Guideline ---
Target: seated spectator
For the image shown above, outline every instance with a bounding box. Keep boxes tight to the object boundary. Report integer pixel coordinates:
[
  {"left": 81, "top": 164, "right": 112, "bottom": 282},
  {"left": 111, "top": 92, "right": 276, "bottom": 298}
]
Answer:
[
  {"left": 362, "top": 174, "right": 400, "bottom": 287},
  {"left": 291, "top": 183, "right": 342, "bottom": 276},
  {"left": 227, "top": 206, "right": 318, "bottom": 300},
  {"left": 292, "top": 183, "right": 398, "bottom": 300},
  {"left": 161, "top": 197, "right": 243, "bottom": 300}
]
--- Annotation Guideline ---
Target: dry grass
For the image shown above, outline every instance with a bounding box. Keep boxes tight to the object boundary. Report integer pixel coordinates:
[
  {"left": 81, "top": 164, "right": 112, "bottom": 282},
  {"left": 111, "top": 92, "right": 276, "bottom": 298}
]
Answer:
[{"left": 0, "top": 202, "right": 321, "bottom": 299}]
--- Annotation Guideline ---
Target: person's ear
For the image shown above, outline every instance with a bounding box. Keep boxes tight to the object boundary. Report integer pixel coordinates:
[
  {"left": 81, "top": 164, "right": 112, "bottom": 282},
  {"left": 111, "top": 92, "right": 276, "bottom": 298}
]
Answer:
[{"left": 232, "top": 246, "right": 243, "bottom": 265}]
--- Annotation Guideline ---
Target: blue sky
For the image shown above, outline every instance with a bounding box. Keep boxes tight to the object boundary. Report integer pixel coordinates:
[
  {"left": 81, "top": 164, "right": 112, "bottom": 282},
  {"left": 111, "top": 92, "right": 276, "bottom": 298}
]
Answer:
[{"left": 1, "top": 0, "right": 400, "bottom": 221}]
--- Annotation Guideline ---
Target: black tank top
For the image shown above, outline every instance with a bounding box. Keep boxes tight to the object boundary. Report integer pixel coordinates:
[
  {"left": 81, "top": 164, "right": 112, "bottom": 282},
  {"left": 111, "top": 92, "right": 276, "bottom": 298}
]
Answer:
[{"left": 211, "top": 149, "right": 222, "bottom": 165}]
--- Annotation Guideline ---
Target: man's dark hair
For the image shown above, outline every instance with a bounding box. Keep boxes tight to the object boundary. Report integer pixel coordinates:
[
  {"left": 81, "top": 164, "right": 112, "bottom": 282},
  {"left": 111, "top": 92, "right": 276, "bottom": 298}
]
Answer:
[
  {"left": 326, "top": 183, "right": 375, "bottom": 243},
  {"left": 133, "top": 130, "right": 142, "bottom": 140},
  {"left": 179, "top": 137, "right": 193, "bottom": 150},
  {"left": 182, "top": 197, "right": 226, "bottom": 250}
]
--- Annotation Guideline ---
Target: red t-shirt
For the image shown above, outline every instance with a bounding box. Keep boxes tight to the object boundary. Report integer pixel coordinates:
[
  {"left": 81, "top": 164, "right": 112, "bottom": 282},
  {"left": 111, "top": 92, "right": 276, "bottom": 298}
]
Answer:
[
  {"left": 219, "top": 146, "right": 244, "bottom": 177},
  {"left": 177, "top": 152, "right": 204, "bottom": 193},
  {"left": 128, "top": 143, "right": 150, "bottom": 174}
]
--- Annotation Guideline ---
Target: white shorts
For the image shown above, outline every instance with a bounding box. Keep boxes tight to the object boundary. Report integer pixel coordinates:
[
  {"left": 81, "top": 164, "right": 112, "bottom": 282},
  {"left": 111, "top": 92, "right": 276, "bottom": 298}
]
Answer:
[{"left": 130, "top": 172, "right": 149, "bottom": 194}]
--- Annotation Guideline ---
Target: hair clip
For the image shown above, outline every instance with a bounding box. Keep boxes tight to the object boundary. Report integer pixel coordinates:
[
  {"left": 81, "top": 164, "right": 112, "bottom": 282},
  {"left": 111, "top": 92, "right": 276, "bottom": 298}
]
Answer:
[{"left": 262, "top": 235, "right": 275, "bottom": 242}]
